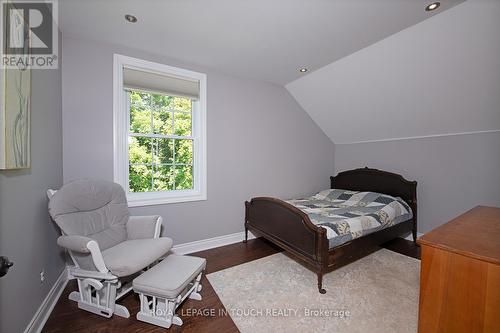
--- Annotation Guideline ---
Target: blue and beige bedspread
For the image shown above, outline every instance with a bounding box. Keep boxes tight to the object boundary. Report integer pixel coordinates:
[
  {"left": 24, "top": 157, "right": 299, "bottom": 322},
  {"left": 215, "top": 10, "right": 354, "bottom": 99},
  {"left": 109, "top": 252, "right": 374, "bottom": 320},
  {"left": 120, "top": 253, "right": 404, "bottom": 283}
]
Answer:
[{"left": 285, "top": 189, "right": 413, "bottom": 248}]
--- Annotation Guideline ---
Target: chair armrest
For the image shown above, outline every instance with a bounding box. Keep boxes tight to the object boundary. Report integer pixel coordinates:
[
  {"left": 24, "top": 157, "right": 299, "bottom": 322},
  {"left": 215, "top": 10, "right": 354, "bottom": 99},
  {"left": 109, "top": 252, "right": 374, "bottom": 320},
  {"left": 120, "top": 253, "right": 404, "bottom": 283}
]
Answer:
[
  {"left": 57, "top": 235, "right": 93, "bottom": 253},
  {"left": 69, "top": 267, "right": 117, "bottom": 281},
  {"left": 57, "top": 236, "right": 109, "bottom": 273},
  {"left": 127, "top": 215, "right": 162, "bottom": 240}
]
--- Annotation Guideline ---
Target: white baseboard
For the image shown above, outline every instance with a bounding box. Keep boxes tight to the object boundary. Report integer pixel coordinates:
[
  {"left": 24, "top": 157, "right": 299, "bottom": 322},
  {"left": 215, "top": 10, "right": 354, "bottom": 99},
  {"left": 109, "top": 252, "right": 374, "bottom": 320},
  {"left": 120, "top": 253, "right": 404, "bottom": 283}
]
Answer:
[
  {"left": 403, "top": 232, "right": 424, "bottom": 241},
  {"left": 24, "top": 268, "right": 69, "bottom": 333},
  {"left": 172, "top": 230, "right": 257, "bottom": 255}
]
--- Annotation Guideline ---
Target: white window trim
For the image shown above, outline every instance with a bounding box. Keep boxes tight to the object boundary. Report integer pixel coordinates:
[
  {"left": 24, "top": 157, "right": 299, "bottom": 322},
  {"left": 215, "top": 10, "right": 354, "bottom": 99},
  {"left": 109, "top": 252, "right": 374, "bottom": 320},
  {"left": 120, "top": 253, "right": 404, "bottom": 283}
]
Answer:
[{"left": 113, "top": 54, "right": 207, "bottom": 207}]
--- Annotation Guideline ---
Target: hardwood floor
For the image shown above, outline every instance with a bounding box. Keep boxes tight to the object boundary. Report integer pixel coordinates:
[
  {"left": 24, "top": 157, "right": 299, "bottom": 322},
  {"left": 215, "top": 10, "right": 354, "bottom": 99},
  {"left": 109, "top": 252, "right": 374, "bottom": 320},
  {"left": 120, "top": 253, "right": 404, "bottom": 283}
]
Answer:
[
  {"left": 42, "top": 237, "right": 419, "bottom": 333},
  {"left": 383, "top": 237, "right": 421, "bottom": 259}
]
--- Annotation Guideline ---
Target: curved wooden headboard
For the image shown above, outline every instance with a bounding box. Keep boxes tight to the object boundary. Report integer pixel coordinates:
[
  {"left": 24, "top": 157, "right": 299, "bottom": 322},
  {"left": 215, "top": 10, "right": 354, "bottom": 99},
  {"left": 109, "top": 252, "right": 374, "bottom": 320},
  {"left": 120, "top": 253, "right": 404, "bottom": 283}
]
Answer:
[{"left": 330, "top": 167, "right": 417, "bottom": 209}]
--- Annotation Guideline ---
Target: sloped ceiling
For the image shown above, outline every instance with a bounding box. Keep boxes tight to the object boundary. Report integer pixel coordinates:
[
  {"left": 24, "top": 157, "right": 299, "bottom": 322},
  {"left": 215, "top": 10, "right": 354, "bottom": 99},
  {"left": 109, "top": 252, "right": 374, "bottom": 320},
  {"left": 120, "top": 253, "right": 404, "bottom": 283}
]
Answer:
[
  {"left": 286, "top": 0, "right": 500, "bottom": 143},
  {"left": 60, "top": 0, "right": 464, "bottom": 85}
]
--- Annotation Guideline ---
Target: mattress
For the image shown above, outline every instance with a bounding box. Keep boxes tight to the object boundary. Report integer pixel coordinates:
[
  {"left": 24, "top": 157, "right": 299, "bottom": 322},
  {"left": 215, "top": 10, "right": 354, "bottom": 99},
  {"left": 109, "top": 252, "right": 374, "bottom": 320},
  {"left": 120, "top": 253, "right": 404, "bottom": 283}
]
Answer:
[{"left": 285, "top": 189, "right": 413, "bottom": 248}]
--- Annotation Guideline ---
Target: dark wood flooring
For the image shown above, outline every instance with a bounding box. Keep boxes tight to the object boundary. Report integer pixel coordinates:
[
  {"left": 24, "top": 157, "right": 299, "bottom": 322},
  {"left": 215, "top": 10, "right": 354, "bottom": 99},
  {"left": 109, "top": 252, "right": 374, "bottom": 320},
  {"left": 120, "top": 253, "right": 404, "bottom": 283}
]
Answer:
[{"left": 42, "top": 237, "right": 419, "bottom": 333}]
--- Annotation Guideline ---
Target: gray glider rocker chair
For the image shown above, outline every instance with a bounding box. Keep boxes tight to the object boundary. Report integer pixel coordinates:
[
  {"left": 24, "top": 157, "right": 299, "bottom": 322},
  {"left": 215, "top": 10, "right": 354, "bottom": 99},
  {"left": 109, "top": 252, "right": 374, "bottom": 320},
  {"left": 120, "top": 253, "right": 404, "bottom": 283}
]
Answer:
[{"left": 48, "top": 179, "right": 173, "bottom": 319}]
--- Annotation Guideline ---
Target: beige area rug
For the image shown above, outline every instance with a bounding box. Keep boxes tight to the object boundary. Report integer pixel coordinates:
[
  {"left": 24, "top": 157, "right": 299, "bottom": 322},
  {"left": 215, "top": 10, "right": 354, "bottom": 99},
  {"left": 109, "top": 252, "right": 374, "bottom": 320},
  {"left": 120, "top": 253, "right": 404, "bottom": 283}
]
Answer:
[{"left": 207, "top": 249, "right": 420, "bottom": 333}]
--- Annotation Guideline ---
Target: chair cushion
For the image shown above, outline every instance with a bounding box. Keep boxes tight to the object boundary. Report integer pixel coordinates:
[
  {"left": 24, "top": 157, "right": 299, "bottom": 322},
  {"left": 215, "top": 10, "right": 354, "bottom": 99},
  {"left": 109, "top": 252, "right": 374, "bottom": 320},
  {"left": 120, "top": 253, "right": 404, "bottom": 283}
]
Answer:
[
  {"left": 103, "top": 237, "right": 173, "bottom": 277},
  {"left": 49, "top": 179, "right": 129, "bottom": 251},
  {"left": 133, "top": 254, "right": 206, "bottom": 299}
]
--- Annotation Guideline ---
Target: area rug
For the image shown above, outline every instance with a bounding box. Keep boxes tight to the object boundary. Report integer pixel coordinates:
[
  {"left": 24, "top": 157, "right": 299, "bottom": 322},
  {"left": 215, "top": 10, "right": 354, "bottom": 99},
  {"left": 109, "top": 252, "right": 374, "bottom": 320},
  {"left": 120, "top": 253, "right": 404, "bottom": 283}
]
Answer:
[{"left": 207, "top": 249, "right": 420, "bottom": 333}]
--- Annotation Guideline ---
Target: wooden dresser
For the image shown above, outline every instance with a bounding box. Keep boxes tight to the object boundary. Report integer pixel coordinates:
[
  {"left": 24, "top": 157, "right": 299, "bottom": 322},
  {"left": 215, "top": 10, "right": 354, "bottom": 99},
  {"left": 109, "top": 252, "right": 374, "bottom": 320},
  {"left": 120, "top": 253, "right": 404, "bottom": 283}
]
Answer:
[{"left": 417, "top": 206, "right": 500, "bottom": 333}]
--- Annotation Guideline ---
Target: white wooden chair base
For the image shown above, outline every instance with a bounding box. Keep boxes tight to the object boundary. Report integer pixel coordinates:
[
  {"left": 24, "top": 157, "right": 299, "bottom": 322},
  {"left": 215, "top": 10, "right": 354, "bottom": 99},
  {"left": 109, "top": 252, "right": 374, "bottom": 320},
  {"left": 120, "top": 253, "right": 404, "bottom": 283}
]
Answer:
[
  {"left": 136, "top": 272, "right": 203, "bottom": 328},
  {"left": 67, "top": 274, "right": 132, "bottom": 319},
  {"left": 133, "top": 255, "right": 206, "bottom": 329},
  {"left": 69, "top": 291, "right": 131, "bottom": 319}
]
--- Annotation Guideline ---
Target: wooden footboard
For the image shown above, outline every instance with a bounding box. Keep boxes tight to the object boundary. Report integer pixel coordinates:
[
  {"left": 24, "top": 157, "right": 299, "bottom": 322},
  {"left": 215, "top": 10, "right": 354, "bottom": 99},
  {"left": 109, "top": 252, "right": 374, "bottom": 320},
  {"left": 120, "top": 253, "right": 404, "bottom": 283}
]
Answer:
[{"left": 245, "top": 197, "right": 328, "bottom": 265}]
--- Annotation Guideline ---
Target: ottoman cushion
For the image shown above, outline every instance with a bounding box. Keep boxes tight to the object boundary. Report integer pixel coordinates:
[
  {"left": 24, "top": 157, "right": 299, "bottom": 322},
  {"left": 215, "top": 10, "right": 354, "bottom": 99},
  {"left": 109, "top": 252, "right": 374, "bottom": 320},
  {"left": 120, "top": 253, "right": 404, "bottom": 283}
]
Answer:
[{"left": 133, "top": 254, "right": 206, "bottom": 299}]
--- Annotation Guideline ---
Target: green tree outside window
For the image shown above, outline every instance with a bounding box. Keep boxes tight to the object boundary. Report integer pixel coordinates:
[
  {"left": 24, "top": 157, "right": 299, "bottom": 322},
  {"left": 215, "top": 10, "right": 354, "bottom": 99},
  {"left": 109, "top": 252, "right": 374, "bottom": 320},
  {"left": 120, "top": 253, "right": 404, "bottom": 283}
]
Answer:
[{"left": 128, "top": 90, "right": 194, "bottom": 192}]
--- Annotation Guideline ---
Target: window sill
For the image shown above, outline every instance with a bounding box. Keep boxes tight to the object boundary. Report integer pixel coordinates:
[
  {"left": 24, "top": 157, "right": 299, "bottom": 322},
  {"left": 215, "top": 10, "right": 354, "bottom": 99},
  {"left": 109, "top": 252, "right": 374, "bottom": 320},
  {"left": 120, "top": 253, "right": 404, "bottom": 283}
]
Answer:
[{"left": 127, "top": 191, "right": 207, "bottom": 207}]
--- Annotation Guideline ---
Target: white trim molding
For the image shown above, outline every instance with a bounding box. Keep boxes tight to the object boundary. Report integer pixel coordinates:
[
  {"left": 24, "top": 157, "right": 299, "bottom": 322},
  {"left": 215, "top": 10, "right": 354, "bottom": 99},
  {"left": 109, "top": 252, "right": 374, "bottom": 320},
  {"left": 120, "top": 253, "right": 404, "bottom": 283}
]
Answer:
[
  {"left": 172, "top": 231, "right": 257, "bottom": 255},
  {"left": 336, "top": 129, "right": 500, "bottom": 145},
  {"left": 24, "top": 269, "right": 69, "bottom": 333},
  {"left": 113, "top": 54, "right": 207, "bottom": 207}
]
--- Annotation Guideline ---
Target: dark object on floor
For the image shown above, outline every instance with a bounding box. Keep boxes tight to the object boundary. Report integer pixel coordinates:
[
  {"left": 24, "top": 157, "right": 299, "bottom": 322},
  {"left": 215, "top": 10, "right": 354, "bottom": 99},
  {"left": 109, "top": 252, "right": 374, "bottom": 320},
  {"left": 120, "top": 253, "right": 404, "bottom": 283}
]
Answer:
[{"left": 0, "top": 256, "right": 14, "bottom": 277}]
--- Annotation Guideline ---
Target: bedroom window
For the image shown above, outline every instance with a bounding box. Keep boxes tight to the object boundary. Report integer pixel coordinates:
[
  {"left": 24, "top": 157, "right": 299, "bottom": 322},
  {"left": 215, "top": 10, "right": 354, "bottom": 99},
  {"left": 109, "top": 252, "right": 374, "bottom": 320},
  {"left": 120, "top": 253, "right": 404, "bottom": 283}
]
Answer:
[{"left": 113, "top": 55, "right": 207, "bottom": 206}]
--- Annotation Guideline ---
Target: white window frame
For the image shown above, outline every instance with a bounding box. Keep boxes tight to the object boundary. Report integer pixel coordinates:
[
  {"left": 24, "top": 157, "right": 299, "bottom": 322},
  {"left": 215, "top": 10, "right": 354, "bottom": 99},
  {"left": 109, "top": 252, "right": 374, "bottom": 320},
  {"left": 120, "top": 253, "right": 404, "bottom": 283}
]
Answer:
[{"left": 113, "top": 54, "right": 207, "bottom": 206}]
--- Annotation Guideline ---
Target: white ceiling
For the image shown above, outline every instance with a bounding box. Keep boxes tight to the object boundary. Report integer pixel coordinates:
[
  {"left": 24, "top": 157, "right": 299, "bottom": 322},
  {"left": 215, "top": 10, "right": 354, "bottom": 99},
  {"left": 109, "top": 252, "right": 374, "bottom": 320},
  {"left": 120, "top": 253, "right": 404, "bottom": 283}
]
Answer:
[
  {"left": 286, "top": 0, "right": 500, "bottom": 143},
  {"left": 60, "top": 0, "right": 465, "bottom": 85}
]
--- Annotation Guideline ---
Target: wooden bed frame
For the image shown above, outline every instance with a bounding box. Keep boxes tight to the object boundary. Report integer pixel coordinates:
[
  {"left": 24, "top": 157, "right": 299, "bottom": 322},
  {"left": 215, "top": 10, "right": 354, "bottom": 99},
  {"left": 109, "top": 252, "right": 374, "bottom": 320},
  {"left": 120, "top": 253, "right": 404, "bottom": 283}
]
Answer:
[{"left": 244, "top": 167, "right": 417, "bottom": 294}]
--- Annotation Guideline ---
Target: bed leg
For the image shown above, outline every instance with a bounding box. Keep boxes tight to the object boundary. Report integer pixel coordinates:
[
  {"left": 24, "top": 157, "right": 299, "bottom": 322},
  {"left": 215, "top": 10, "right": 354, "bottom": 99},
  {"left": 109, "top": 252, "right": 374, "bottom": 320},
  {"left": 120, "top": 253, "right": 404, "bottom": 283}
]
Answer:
[
  {"left": 243, "top": 227, "right": 248, "bottom": 243},
  {"left": 412, "top": 227, "right": 418, "bottom": 245},
  {"left": 317, "top": 272, "right": 326, "bottom": 294}
]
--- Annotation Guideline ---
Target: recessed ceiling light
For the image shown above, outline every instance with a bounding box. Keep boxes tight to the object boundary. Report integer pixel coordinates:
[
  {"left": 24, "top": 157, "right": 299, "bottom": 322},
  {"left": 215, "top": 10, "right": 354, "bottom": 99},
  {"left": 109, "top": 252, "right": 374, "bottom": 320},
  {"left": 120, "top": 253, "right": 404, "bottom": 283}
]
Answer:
[
  {"left": 425, "top": 2, "right": 440, "bottom": 11},
  {"left": 299, "top": 68, "right": 308, "bottom": 73},
  {"left": 125, "top": 14, "right": 138, "bottom": 23}
]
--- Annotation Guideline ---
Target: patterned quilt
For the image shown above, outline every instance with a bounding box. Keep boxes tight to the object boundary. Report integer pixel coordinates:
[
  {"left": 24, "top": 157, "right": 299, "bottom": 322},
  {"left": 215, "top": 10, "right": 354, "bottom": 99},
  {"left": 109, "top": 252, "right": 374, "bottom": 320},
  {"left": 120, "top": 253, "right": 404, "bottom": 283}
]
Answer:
[{"left": 285, "top": 189, "right": 413, "bottom": 248}]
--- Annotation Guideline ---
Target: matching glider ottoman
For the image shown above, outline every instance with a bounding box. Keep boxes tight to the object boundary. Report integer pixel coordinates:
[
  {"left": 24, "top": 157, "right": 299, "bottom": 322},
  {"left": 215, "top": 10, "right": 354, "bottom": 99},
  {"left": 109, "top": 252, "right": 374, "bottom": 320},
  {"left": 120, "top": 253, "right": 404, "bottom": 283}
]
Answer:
[{"left": 132, "top": 254, "right": 206, "bottom": 328}]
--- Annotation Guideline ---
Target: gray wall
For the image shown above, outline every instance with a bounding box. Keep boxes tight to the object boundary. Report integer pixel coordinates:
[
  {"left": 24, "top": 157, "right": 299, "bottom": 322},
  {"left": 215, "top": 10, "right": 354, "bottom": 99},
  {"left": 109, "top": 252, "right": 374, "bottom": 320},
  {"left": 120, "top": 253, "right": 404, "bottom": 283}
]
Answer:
[
  {"left": 285, "top": 0, "right": 500, "bottom": 233},
  {"left": 334, "top": 131, "right": 500, "bottom": 233},
  {"left": 61, "top": 37, "right": 334, "bottom": 244},
  {"left": 286, "top": 0, "right": 500, "bottom": 143},
  {"left": 0, "top": 54, "right": 65, "bottom": 331}
]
